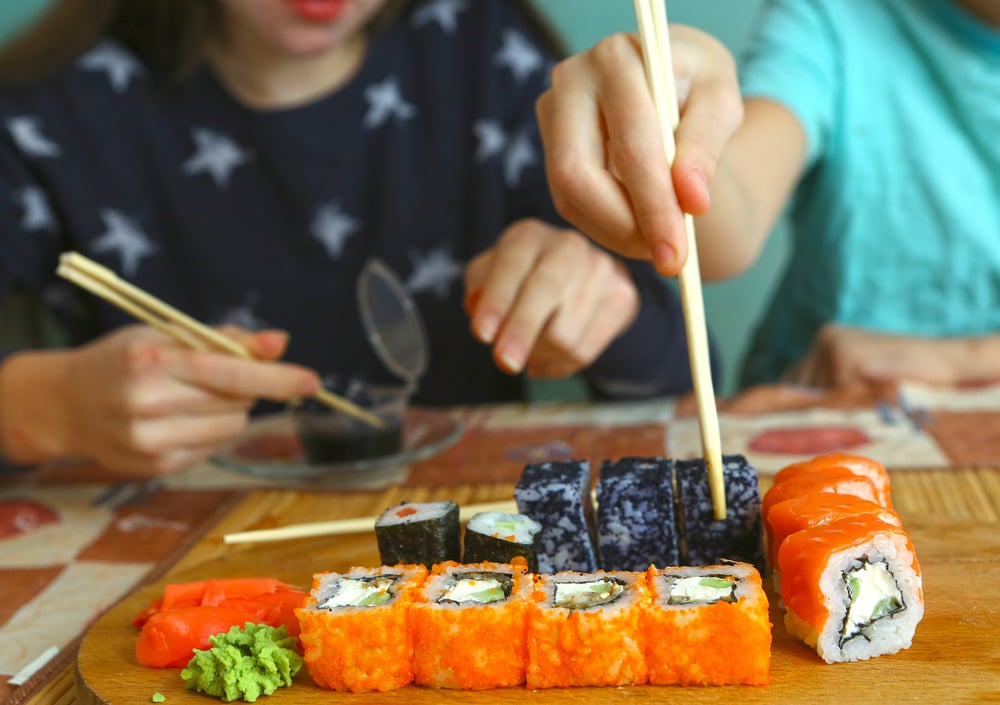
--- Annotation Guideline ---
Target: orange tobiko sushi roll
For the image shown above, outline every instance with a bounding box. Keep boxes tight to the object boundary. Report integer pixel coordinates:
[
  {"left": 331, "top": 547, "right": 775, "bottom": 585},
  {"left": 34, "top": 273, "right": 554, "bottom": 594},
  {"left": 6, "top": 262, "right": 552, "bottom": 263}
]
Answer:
[
  {"left": 295, "top": 564, "right": 427, "bottom": 693},
  {"left": 766, "top": 493, "right": 903, "bottom": 571},
  {"left": 409, "top": 561, "right": 532, "bottom": 689},
  {"left": 643, "top": 563, "right": 771, "bottom": 686},
  {"left": 778, "top": 514, "right": 923, "bottom": 663},
  {"left": 774, "top": 453, "right": 893, "bottom": 508},
  {"left": 526, "top": 570, "right": 648, "bottom": 688}
]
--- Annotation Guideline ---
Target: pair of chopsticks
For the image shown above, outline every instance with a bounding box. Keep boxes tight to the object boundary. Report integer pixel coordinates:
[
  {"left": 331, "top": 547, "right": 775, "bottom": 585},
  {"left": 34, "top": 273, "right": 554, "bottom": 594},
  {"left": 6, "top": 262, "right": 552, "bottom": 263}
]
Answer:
[
  {"left": 223, "top": 499, "right": 518, "bottom": 544},
  {"left": 632, "top": 1, "right": 726, "bottom": 519},
  {"left": 57, "top": 252, "right": 383, "bottom": 428}
]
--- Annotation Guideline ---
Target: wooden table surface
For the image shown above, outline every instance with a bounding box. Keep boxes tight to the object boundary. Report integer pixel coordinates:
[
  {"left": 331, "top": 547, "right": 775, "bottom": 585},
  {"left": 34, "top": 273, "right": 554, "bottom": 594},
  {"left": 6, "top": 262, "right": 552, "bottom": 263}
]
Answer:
[
  {"left": 5, "top": 384, "right": 1000, "bottom": 705},
  {"left": 66, "top": 470, "right": 1000, "bottom": 705}
]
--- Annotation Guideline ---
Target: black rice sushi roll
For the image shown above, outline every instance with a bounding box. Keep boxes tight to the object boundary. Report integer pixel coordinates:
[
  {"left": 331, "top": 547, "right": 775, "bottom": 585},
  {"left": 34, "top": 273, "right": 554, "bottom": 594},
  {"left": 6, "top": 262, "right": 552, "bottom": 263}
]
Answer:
[
  {"left": 462, "top": 511, "right": 543, "bottom": 572},
  {"left": 675, "top": 454, "right": 764, "bottom": 568},
  {"left": 514, "top": 460, "right": 598, "bottom": 573},
  {"left": 596, "top": 456, "right": 679, "bottom": 571},
  {"left": 375, "top": 500, "right": 460, "bottom": 567}
]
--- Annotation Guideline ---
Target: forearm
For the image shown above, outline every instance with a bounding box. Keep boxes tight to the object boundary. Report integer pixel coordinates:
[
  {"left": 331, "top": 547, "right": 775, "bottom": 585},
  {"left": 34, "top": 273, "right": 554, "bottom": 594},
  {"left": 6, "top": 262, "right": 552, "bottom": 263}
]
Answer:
[
  {"left": 693, "top": 98, "right": 808, "bottom": 281},
  {"left": 0, "top": 349, "right": 74, "bottom": 464},
  {"left": 941, "top": 335, "right": 1000, "bottom": 384}
]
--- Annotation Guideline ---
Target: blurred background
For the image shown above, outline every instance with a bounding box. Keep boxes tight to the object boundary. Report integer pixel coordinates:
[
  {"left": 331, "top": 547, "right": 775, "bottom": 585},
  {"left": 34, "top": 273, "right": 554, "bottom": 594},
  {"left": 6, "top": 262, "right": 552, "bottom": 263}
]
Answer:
[{"left": 0, "top": 0, "right": 789, "bottom": 398}]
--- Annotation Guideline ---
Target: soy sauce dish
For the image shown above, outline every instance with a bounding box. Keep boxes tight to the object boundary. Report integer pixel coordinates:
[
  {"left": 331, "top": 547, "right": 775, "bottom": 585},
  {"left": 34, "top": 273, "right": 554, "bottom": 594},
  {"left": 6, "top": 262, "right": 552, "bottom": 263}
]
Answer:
[{"left": 292, "top": 384, "right": 408, "bottom": 465}]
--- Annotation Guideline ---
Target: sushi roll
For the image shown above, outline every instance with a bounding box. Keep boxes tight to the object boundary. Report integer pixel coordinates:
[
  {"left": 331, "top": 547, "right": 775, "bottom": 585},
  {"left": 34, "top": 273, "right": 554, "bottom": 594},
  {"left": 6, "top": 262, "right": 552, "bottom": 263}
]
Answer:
[
  {"left": 761, "top": 467, "right": 880, "bottom": 564},
  {"left": 596, "top": 457, "right": 680, "bottom": 571},
  {"left": 778, "top": 514, "right": 924, "bottom": 663},
  {"left": 675, "top": 454, "right": 765, "bottom": 568},
  {"left": 643, "top": 562, "right": 771, "bottom": 685},
  {"left": 765, "top": 493, "right": 903, "bottom": 579},
  {"left": 462, "top": 512, "right": 542, "bottom": 572},
  {"left": 514, "top": 460, "right": 598, "bottom": 573},
  {"left": 375, "top": 500, "right": 460, "bottom": 568},
  {"left": 526, "top": 570, "right": 648, "bottom": 688},
  {"left": 409, "top": 561, "right": 532, "bottom": 689},
  {"left": 295, "top": 564, "right": 428, "bottom": 693},
  {"left": 774, "top": 453, "right": 893, "bottom": 508}
]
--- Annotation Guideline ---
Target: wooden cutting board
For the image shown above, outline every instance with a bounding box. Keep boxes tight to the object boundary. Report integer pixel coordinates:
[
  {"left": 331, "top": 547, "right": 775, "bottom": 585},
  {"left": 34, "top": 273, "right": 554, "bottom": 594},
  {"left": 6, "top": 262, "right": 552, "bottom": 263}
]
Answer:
[{"left": 76, "top": 483, "right": 1000, "bottom": 705}]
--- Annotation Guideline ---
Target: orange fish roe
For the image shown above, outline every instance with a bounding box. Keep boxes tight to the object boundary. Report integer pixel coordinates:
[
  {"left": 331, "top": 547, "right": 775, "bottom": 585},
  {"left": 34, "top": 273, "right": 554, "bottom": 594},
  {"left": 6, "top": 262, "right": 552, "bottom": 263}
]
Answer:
[
  {"left": 526, "top": 571, "right": 648, "bottom": 689},
  {"left": 774, "top": 453, "right": 893, "bottom": 508},
  {"left": 643, "top": 564, "right": 771, "bottom": 686},
  {"left": 295, "top": 564, "right": 427, "bottom": 693},
  {"left": 409, "top": 561, "right": 531, "bottom": 689}
]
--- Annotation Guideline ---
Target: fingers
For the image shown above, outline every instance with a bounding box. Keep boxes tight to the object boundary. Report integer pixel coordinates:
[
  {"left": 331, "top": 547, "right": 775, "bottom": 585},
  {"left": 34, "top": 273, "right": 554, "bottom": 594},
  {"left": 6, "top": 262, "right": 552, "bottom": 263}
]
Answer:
[
  {"left": 215, "top": 327, "right": 291, "bottom": 361},
  {"left": 541, "top": 35, "right": 685, "bottom": 274},
  {"left": 468, "top": 222, "right": 639, "bottom": 378},
  {"left": 670, "top": 27, "right": 743, "bottom": 217},
  {"left": 94, "top": 413, "right": 250, "bottom": 477}
]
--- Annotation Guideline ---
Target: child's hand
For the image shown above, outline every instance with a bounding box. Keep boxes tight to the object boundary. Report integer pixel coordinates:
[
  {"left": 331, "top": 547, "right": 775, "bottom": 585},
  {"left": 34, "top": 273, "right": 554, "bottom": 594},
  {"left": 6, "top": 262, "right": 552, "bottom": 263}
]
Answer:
[
  {"left": 536, "top": 26, "right": 742, "bottom": 276},
  {"left": 464, "top": 218, "right": 639, "bottom": 379},
  {"left": 0, "top": 325, "right": 319, "bottom": 476},
  {"left": 784, "top": 324, "right": 978, "bottom": 388}
]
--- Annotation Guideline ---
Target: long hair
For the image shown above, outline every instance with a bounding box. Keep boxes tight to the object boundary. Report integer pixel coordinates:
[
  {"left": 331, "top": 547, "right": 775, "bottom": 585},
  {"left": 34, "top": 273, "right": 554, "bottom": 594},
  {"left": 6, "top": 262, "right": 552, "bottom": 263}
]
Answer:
[{"left": 0, "top": 0, "right": 566, "bottom": 87}]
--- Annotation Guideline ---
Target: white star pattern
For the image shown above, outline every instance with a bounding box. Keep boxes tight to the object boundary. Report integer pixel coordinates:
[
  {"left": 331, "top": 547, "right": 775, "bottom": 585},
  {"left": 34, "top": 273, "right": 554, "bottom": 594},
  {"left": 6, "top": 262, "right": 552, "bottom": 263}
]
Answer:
[
  {"left": 473, "top": 119, "right": 507, "bottom": 162},
  {"left": 407, "top": 248, "right": 462, "bottom": 299},
  {"left": 311, "top": 202, "right": 360, "bottom": 259},
  {"left": 6, "top": 117, "right": 61, "bottom": 158},
  {"left": 411, "top": 0, "right": 469, "bottom": 33},
  {"left": 494, "top": 29, "right": 543, "bottom": 83},
  {"left": 77, "top": 43, "right": 144, "bottom": 93},
  {"left": 181, "top": 127, "right": 253, "bottom": 189},
  {"left": 90, "top": 209, "right": 157, "bottom": 277},
  {"left": 363, "top": 77, "right": 417, "bottom": 129},
  {"left": 16, "top": 187, "right": 56, "bottom": 231},
  {"left": 473, "top": 120, "right": 538, "bottom": 188},
  {"left": 503, "top": 130, "right": 538, "bottom": 188},
  {"left": 214, "top": 291, "right": 268, "bottom": 331}
]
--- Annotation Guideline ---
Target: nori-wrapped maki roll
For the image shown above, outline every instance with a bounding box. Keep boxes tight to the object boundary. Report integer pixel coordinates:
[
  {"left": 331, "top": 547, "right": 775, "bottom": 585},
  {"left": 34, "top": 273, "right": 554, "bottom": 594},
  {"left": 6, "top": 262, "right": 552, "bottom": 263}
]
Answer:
[
  {"left": 596, "top": 457, "right": 679, "bottom": 571},
  {"left": 462, "top": 512, "right": 543, "bottom": 572},
  {"left": 375, "top": 501, "right": 461, "bottom": 567},
  {"left": 514, "top": 460, "right": 598, "bottom": 573},
  {"left": 675, "top": 454, "right": 764, "bottom": 568}
]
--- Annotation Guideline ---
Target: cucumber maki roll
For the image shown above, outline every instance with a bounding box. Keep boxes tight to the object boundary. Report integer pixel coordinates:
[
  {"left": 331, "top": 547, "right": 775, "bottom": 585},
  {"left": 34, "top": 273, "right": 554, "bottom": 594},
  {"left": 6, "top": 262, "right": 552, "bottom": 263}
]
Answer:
[
  {"left": 462, "top": 512, "right": 542, "bottom": 572},
  {"left": 596, "top": 456, "right": 679, "bottom": 571},
  {"left": 375, "top": 501, "right": 460, "bottom": 568}
]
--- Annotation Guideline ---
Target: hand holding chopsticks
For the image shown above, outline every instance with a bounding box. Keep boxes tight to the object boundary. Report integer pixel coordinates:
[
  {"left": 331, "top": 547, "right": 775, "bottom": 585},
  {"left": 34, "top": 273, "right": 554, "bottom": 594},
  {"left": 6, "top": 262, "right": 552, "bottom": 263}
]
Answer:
[
  {"left": 632, "top": 0, "right": 726, "bottom": 518},
  {"left": 57, "top": 252, "right": 384, "bottom": 429}
]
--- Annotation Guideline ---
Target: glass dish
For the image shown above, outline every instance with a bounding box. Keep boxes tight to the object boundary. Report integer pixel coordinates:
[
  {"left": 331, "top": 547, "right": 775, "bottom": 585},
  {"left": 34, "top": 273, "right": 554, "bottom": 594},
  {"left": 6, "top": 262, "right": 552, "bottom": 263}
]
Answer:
[{"left": 212, "top": 408, "right": 463, "bottom": 487}]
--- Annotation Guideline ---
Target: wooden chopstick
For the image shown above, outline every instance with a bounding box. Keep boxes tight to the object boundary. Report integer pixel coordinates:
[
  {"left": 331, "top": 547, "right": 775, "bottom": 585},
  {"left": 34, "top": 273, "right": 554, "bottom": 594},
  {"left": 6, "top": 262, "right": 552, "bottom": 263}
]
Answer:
[
  {"left": 223, "top": 500, "right": 519, "bottom": 544},
  {"left": 633, "top": 0, "right": 726, "bottom": 519},
  {"left": 57, "top": 252, "right": 384, "bottom": 429}
]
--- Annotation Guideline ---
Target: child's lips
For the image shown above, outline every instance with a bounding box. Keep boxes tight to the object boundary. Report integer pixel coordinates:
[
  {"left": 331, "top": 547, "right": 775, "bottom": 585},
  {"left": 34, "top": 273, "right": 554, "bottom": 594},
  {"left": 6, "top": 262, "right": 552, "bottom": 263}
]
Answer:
[{"left": 285, "top": 0, "right": 349, "bottom": 22}]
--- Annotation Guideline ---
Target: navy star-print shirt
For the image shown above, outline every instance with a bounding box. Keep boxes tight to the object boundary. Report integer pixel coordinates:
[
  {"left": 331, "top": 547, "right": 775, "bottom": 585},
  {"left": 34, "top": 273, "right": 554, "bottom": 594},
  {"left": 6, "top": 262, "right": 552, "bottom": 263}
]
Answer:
[{"left": 0, "top": 0, "right": 705, "bottom": 407}]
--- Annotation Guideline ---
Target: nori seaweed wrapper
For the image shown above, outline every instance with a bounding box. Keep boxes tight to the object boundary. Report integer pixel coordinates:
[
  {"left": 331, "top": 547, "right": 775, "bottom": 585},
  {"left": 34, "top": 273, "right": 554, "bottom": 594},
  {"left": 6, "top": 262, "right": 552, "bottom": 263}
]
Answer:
[
  {"left": 514, "top": 460, "right": 598, "bottom": 573},
  {"left": 375, "top": 501, "right": 461, "bottom": 567},
  {"left": 463, "top": 524, "right": 540, "bottom": 572},
  {"left": 596, "top": 456, "right": 679, "bottom": 571},
  {"left": 675, "top": 454, "right": 764, "bottom": 568}
]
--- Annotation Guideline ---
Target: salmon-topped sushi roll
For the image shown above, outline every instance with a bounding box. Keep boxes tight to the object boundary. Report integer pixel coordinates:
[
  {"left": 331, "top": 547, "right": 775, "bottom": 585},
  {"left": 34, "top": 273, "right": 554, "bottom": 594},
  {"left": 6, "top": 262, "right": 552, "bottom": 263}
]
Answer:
[
  {"left": 774, "top": 453, "right": 893, "bottom": 508},
  {"left": 761, "top": 467, "right": 880, "bottom": 571},
  {"left": 778, "top": 514, "right": 923, "bottom": 663},
  {"left": 765, "top": 493, "right": 903, "bottom": 592}
]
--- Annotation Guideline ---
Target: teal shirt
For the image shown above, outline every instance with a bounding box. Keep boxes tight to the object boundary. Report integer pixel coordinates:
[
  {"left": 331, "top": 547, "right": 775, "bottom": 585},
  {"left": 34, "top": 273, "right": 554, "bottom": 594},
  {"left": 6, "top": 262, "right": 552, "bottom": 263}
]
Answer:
[{"left": 738, "top": 0, "right": 1000, "bottom": 386}]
